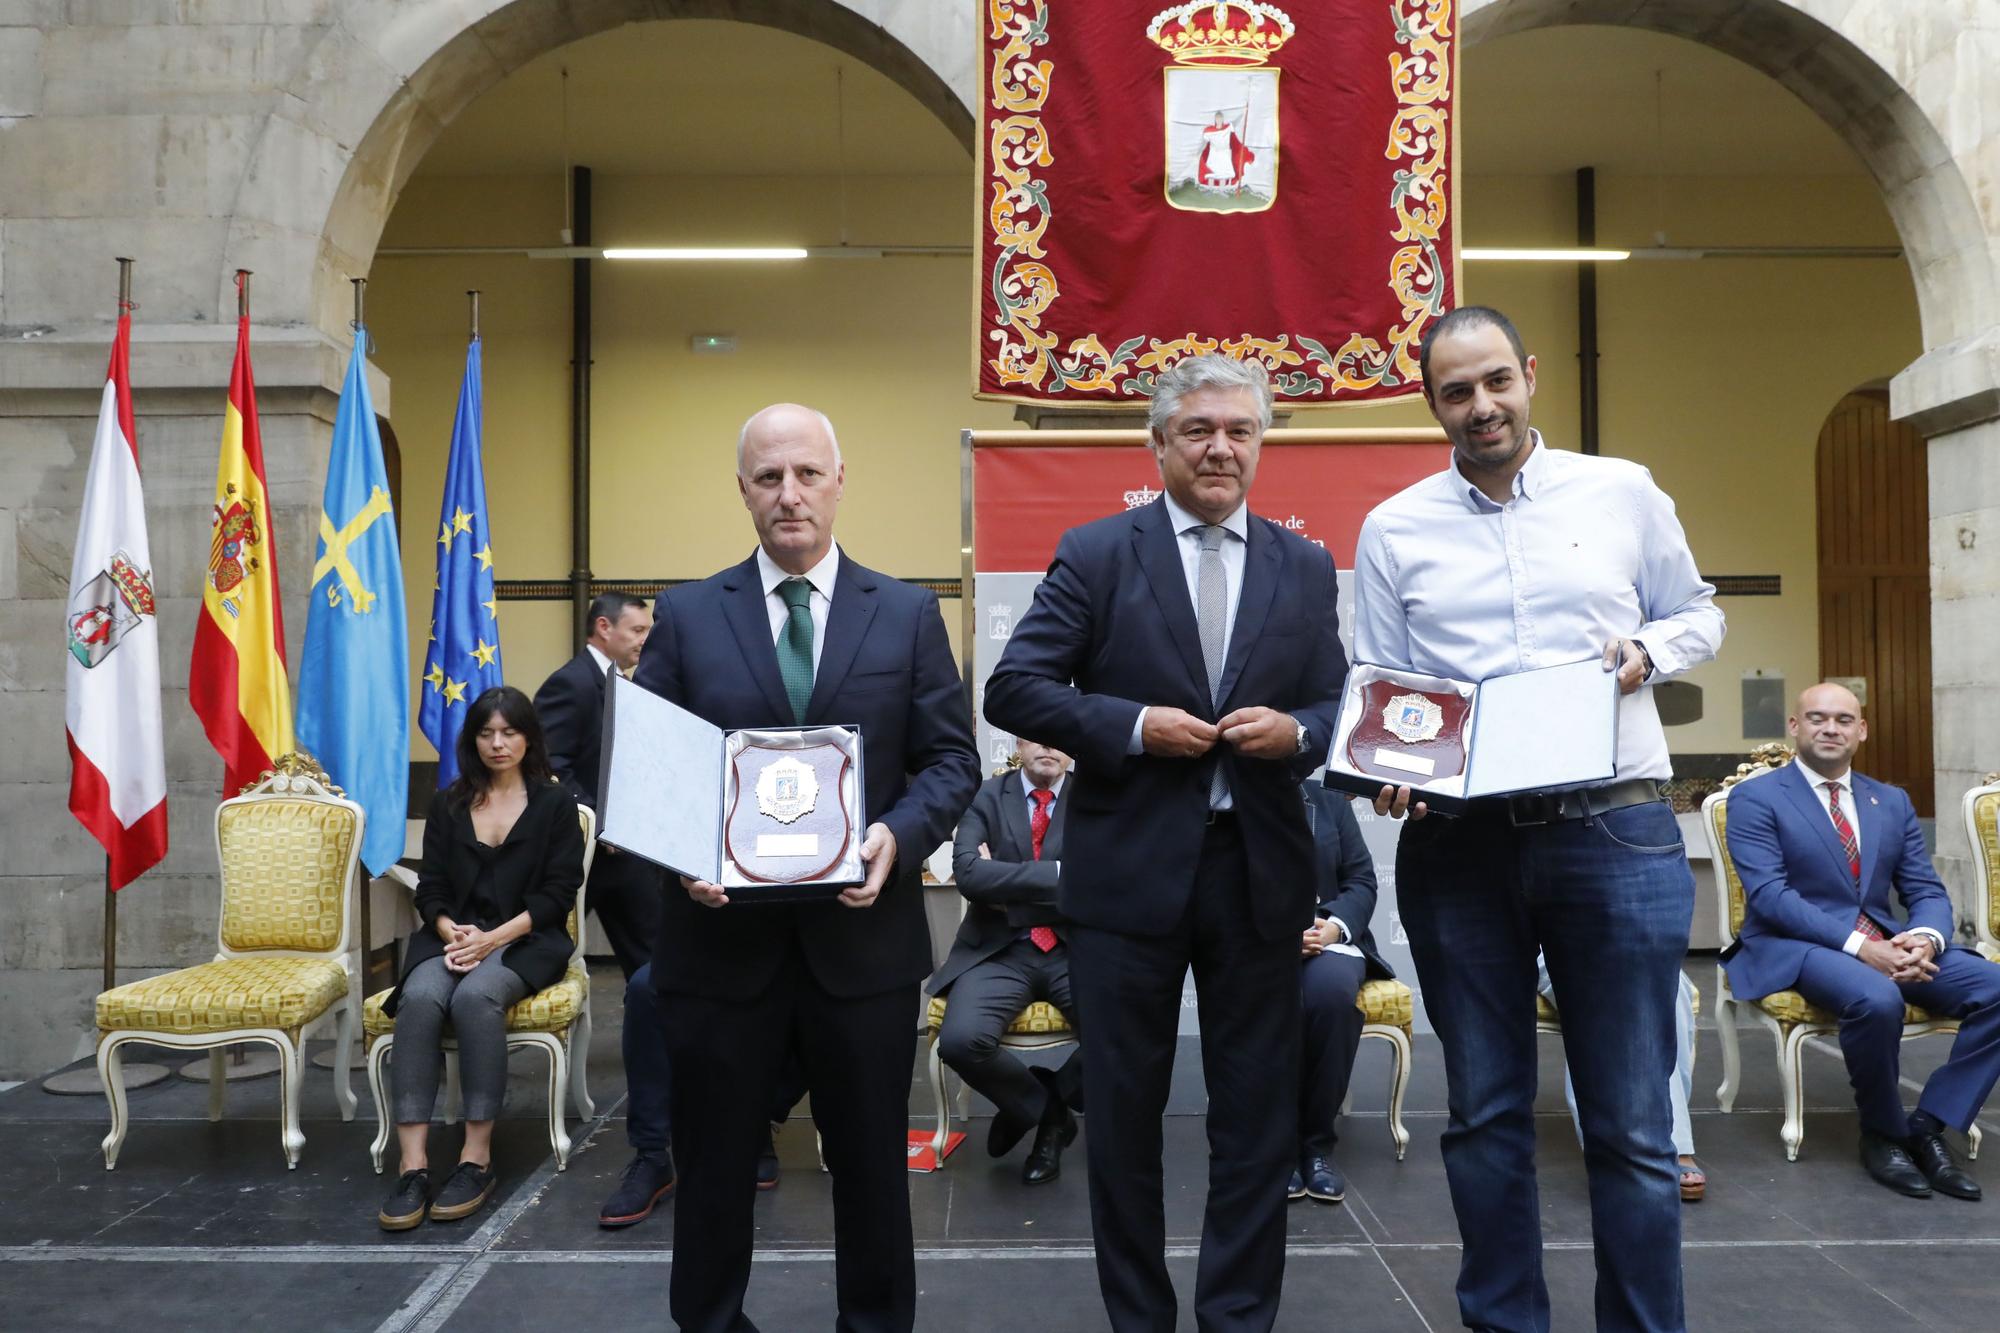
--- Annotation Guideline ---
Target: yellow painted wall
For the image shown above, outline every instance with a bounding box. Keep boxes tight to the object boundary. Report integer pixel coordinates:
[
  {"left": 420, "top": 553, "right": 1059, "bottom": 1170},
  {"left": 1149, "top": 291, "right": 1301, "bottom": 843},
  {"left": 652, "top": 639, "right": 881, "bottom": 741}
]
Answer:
[{"left": 371, "top": 165, "right": 1919, "bottom": 762}]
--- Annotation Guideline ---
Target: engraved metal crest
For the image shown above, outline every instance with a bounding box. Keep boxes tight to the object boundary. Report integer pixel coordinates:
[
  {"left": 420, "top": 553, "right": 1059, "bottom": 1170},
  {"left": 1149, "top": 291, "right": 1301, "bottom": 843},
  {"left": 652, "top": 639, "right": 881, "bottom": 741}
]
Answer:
[
  {"left": 1383, "top": 692, "right": 1443, "bottom": 745},
  {"left": 756, "top": 755, "right": 819, "bottom": 825}
]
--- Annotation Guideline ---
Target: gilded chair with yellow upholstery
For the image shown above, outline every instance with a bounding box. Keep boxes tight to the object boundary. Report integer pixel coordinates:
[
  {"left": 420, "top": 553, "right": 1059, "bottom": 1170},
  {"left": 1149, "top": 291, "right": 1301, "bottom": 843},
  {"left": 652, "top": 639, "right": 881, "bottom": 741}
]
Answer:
[
  {"left": 363, "top": 804, "right": 598, "bottom": 1170},
  {"left": 1965, "top": 772, "right": 2000, "bottom": 964},
  {"left": 923, "top": 976, "right": 1418, "bottom": 1166},
  {"left": 94, "top": 754, "right": 364, "bottom": 1170},
  {"left": 1708, "top": 745, "right": 1980, "bottom": 1161}
]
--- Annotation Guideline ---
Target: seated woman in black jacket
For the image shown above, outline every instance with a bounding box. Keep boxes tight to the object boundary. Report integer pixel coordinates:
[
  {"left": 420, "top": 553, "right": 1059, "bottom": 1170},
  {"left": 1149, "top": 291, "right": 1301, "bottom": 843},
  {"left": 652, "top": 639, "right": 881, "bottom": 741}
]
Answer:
[{"left": 378, "top": 686, "right": 585, "bottom": 1230}]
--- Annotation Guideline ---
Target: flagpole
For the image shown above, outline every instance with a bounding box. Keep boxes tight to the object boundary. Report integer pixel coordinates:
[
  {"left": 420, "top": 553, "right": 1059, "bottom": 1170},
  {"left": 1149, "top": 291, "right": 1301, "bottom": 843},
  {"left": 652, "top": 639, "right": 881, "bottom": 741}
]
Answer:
[
  {"left": 469, "top": 289, "right": 479, "bottom": 342},
  {"left": 47, "top": 257, "right": 170, "bottom": 1095}
]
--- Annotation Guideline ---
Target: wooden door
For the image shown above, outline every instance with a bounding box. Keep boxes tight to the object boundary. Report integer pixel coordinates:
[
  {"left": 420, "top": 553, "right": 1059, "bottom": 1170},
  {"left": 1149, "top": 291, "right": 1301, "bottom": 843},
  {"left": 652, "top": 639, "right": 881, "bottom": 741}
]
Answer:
[{"left": 1815, "top": 391, "right": 1933, "bottom": 816}]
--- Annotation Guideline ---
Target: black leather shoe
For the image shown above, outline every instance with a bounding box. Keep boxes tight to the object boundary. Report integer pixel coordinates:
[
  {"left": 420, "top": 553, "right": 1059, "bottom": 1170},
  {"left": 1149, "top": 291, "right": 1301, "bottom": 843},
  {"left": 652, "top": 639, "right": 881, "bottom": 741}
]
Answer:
[
  {"left": 1286, "top": 1169, "right": 1306, "bottom": 1201},
  {"left": 377, "top": 1168, "right": 430, "bottom": 1231},
  {"left": 1860, "top": 1130, "right": 1932, "bottom": 1198},
  {"left": 1301, "top": 1156, "right": 1346, "bottom": 1204},
  {"left": 1022, "top": 1104, "right": 1076, "bottom": 1185},
  {"left": 599, "top": 1152, "right": 676, "bottom": 1227},
  {"left": 1908, "top": 1130, "right": 1982, "bottom": 1200},
  {"left": 757, "top": 1123, "right": 782, "bottom": 1191}
]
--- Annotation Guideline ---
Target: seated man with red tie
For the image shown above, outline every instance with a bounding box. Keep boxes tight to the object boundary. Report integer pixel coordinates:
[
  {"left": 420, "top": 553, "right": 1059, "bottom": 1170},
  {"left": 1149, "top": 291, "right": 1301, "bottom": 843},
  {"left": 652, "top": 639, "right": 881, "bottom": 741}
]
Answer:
[
  {"left": 1724, "top": 681, "right": 2000, "bottom": 1200},
  {"left": 932, "top": 737, "right": 1082, "bottom": 1184}
]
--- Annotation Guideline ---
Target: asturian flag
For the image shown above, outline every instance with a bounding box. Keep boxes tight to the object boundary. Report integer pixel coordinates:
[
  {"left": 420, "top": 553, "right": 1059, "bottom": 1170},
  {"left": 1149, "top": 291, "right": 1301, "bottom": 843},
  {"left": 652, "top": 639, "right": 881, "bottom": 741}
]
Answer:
[
  {"left": 418, "top": 336, "right": 504, "bottom": 786},
  {"left": 66, "top": 310, "right": 168, "bottom": 888},
  {"left": 296, "top": 328, "right": 408, "bottom": 876}
]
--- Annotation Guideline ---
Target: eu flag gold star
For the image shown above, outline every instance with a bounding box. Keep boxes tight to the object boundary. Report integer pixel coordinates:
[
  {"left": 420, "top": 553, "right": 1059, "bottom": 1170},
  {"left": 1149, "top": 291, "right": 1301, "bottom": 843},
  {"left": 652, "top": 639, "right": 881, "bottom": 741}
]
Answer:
[
  {"left": 452, "top": 508, "right": 473, "bottom": 536},
  {"left": 471, "top": 639, "right": 497, "bottom": 668},
  {"left": 437, "top": 521, "right": 454, "bottom": 551},
  {"left": 474, "top": 544, "right": 494, "bottom": 571},
  {"left": 425, "top": 663, "right": 445, "bottom": 690},
  {"left": 483, "top": 596, "right": 499, "bottom": 620},
  {"left": 443, "top": 678, "right": 468, "bottom": 705}
]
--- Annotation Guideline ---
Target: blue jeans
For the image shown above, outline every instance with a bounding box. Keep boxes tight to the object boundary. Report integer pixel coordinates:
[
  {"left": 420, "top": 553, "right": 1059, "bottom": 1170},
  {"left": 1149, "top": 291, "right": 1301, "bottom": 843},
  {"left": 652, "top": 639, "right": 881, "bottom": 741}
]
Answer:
[{"left": 1398, "top": 800, "right": 1693, "bottom": 1333}]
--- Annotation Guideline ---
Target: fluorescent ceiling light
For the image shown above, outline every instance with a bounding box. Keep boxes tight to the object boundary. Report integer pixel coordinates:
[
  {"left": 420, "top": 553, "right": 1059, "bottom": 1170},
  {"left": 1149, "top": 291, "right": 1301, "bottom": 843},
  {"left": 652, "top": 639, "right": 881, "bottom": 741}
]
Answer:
[
  {"left": 1463, "top": 247, "right": 1631, "bottom": 262},
  {"left": 601, "top": 247, "right": 808, "bottom": 261}
]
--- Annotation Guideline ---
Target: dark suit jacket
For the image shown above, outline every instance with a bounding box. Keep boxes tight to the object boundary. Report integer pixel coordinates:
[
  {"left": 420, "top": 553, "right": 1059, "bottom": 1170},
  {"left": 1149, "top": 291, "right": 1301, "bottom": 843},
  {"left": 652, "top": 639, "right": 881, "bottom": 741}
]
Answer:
[
  {"left": 633, "top": 549, "right": 981, "bottom": 1001},
  {"left": 983, "top": 498, "right": 1347, "bottom": 941},
  {"left": 385, "top": 780, "right": 586, "bottom": 1015},
  {"left": 929, "top": 770, "right": 1070, "bottom": 995},
  {"left": 1302, "top": 782, "right": 1394, "bottom": 980},
  {"left": 534, "top": 649, "right": 610, "bottom": 810},
  {"left": 1723, "top": 762, "right": 1956, "bottom": 1000}
]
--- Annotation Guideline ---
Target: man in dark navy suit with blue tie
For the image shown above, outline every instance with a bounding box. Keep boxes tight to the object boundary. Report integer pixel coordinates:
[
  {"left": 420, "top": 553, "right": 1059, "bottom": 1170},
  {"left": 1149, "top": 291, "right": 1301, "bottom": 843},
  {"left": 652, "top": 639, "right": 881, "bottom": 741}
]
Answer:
[
  {"left": 1724, "top": 681, "right": 1998, "bottom": 1200},
  {"left": 985, "top": 354, "right": 1346, "bottom": 1332},
  {"left": 632, "top": 403, "right": 980, "bottom": 1332}
]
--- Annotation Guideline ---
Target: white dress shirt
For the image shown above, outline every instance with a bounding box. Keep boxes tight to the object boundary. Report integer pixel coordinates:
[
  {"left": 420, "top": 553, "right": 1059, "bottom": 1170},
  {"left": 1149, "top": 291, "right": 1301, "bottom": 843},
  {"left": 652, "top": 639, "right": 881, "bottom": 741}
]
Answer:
[
  {"left": 1794, "top": 759, "right": 1945, "bottom": 959},
  {"left": 1024, "top": 771, "right": 1067, "bottom": 824},
  {"left": 755, "top": 542, "right": 839, "bottom": 676},
  {"left": 1126, "top": 493, "right": 1251, "bottom": 809},
  {"left": 585, "top": 642, "right": 615, "bottom": 678},
  {"left": 1352, "top": 434, "right": 1724, "bottom": 783}
]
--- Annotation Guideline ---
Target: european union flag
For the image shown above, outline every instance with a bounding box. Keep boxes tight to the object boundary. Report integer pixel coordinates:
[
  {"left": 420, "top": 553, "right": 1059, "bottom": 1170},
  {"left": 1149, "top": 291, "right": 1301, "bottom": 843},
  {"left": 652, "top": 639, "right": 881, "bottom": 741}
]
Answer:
[
  {"left": 418, "top": 336, "right": 504, "bottom": 788},
  {"left": 297, "top": 327, "right": 410, "bottom": 877}
]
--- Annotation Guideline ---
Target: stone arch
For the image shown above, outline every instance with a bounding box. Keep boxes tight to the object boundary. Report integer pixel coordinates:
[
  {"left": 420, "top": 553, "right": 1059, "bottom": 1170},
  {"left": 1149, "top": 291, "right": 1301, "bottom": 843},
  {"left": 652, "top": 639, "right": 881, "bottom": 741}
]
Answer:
[
  {"left": 228, "top": 0, "right": 976, "bottom": 337},
  {"left": 1462, "top": 0, "right": 1996, "bottom": 364}
]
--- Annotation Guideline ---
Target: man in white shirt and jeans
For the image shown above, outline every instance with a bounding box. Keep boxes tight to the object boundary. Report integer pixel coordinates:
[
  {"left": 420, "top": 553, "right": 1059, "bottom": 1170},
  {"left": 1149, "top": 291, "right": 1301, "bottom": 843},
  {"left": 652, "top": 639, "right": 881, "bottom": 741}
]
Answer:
[{"left": 1354, "top": 306, "right": 1724, "bottom": 1333}]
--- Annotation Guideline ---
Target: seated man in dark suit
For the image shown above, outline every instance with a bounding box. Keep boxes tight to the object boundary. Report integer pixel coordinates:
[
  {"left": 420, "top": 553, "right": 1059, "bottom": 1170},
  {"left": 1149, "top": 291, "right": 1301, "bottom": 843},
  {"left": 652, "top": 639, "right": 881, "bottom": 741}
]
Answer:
[
  {"left": 1291, "top": 781, "right": 1395, "bottom": 1206},
  {"left": 1725, "top": 681, "right": 1999, "bottom": 1200},
  {"left": 934, "top": 737, "right": 1082, "bottom": 1184}
]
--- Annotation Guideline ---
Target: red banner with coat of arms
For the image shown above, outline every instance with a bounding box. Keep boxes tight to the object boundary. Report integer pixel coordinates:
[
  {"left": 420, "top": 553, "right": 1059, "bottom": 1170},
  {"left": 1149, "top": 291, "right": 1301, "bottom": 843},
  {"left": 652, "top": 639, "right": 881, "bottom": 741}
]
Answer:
[{"left": 976, "top": 1, "right": 1459, "bottom": 406}]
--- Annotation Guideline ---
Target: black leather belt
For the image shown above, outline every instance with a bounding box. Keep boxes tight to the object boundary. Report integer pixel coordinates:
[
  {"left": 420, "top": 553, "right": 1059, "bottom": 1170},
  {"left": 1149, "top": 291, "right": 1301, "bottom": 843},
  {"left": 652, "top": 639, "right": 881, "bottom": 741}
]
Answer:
[{"left": 1495, "top": 778, "right": 1664, "bottom": 827}]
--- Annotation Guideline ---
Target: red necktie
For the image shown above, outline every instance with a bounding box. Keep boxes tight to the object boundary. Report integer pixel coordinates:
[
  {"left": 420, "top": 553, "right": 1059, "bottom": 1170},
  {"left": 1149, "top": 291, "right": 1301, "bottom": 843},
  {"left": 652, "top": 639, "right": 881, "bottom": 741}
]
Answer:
[
  {"left": 1824, "top": 780, "right": 1883, "bottom": 940},
  {"left": 1029, "top": 788, "right": 1058, "bottom": 953}
]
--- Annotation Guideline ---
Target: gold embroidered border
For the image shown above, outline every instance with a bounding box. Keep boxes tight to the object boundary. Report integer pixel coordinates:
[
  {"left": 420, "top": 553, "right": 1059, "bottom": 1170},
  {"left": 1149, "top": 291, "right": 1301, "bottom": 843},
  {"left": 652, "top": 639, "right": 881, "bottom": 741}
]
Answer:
[{"left": 980, "top": 0, "right": 1454, "bottom": 402}]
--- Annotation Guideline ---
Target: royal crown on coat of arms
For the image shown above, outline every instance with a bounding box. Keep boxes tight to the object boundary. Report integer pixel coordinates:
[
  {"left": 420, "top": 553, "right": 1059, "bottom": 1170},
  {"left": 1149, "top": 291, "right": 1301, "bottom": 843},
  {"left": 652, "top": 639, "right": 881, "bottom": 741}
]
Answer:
[{"left": 1147, "top": 2, "right": 1295, "bottom": 67}]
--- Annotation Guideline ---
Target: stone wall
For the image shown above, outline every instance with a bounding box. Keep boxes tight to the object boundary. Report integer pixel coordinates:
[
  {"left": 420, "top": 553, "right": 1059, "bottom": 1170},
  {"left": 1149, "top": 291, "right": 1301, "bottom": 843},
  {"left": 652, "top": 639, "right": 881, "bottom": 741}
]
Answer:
[{"left": 2, "top": 0, "right": 1997, "bottom": 1077}]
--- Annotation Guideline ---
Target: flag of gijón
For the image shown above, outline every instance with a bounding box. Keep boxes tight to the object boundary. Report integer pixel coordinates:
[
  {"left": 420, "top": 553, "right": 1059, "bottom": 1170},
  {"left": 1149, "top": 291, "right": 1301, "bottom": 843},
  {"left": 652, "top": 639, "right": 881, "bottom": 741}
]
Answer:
[{"left": 65, "top": 312, "right": 168, "bottom": 889}]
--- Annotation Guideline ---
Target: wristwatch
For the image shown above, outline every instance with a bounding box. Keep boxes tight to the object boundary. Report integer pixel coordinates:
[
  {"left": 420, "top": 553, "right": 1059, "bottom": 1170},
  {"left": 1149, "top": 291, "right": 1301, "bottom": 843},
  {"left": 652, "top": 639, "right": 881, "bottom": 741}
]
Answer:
[{"left": 1293, "top": 718, "right": 1309, "bottom": 755}]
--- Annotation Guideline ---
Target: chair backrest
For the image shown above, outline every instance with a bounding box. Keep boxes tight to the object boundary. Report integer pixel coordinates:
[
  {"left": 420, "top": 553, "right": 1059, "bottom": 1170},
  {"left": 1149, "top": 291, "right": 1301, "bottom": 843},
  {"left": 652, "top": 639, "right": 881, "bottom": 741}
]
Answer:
[
  {"left": 1702, "top": 743, "right": 1795, "bottom": 952},
  {"left": 214, "top": 753, "right": 364, "bottom": 962},
  {"left": 1964, "top": 775, "right": 2000, "bottom": 956},
  {"left": 570, "top": 804, "right": 597, "bottom": 966}
]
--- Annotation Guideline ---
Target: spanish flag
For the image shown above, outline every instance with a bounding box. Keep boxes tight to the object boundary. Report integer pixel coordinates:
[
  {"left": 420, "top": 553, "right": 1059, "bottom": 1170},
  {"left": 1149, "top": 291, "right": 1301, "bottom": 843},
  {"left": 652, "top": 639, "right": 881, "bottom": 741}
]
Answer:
[{"left": 190, "top": 309, "right": 294, "bottom": 795}]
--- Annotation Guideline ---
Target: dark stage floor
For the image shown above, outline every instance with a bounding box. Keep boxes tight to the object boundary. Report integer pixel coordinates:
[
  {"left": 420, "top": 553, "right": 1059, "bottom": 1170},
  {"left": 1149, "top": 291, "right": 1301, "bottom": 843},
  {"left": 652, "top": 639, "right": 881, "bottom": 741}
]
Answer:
[{"left": 5, "top": 961, "right": 1996, "bottom": 1331}]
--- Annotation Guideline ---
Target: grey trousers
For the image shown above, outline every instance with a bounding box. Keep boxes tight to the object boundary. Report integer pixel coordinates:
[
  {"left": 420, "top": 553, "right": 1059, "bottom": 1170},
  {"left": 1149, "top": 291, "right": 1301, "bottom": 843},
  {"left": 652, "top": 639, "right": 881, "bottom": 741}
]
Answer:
[{"left": 391, "top": 953, "right": 530, "bottom": 1124}]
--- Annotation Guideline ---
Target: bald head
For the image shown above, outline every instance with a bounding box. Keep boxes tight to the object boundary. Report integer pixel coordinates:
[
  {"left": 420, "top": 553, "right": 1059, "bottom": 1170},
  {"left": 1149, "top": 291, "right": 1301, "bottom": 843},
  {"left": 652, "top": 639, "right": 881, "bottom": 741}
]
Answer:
[
  {"left": 1788, "top": 681, "right": 1867, "bottom": 779},
  {"left": 736, "top": 402, "right": 846, "bottom": 575},
  {"left": 736, "top": 403, "right": 841, "bottom": 474}
]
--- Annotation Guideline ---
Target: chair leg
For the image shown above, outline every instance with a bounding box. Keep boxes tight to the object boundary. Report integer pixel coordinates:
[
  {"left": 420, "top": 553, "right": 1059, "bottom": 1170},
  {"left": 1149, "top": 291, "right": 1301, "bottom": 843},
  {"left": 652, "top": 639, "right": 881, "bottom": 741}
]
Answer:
[
  {"left": 332, "top": 1002, "right": 358, "bottom": 1122},
  {"left": 277, "top": 1036, "right": 305, "bottom": 1170},
  {"left": 1384, "top": 1026, "right": 1413, "bottom": 1162},
  {"left": 545, "top": 1038, "right": 572, "bottom": 1169},
  {"left": 366, "top": 1037, "right": 393, "bottom": 1174},
  {"left": 97, "top": 1035, "right": 130, "bottom": 1170},
  {"left": 569, "top": 1008, "right": 596, "bottom": 1121},
  {"left": 927, "top": 1034, "right": 951, "bottom": 1164},
  {"left": 443, "top": 1049, "right": 462, "bottom": 1125},
  {"left": 1779, "top": 1023, "right": 1809, "bottom": 1162},
  {"left": 1968, "top": 1121, "right": 1983, "bottom": 1161},
  {"left": 207, "top": 1048, "right": 226, "bottom": 1122},
  {"left": 1714, "top": 969, "right": 1743, "bottom": 1113}
]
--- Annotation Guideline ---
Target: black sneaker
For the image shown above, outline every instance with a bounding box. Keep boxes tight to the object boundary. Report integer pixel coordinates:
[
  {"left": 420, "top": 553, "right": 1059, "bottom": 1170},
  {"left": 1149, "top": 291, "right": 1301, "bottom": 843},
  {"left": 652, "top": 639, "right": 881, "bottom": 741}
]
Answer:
[
  {"left": 599, "top": 1152, "right": 677, "bottom": 1228},
  {"left": 378, "top": 1168, "right": 430, "bottom": 1231},
  {"left": 429, "top": 1160, "right": 497, "bottom": 1222}
]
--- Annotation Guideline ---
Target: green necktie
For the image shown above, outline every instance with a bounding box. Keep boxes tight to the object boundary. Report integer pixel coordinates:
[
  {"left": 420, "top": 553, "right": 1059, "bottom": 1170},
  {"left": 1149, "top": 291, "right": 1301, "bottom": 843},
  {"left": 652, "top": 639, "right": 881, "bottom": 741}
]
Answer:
[{"left": 777, "top": 576, "right": 815, "bottom": 723}]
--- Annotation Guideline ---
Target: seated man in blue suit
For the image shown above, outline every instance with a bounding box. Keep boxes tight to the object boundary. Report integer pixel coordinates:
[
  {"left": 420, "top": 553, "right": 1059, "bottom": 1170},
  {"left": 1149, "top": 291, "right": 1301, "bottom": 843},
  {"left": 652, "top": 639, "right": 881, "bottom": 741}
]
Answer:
[
  {"left": 933, "top": 736, "right": 1081, "bottom": 1185},
  {"left": 1724, "top": 681, "right": 1999, "bottom": 1200},
  {"left": 1291, "top": 782, "right": 1395, "bottom": 1207}
]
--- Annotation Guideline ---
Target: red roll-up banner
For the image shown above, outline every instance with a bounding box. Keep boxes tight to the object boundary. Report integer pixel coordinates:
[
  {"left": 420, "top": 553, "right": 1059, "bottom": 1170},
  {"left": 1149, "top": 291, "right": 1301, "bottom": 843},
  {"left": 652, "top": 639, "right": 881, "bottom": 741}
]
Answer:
[{"left": 976, "top": 1, "right": 1460, "bottom": 406}]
